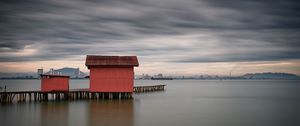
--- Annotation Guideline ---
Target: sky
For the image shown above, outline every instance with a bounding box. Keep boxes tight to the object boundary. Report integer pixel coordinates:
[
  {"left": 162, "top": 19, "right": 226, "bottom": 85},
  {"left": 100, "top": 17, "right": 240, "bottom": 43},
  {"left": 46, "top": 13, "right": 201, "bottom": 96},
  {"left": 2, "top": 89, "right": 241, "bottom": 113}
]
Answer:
[{"left": 0, "top": 0, "right": 300, "bottom": 76}]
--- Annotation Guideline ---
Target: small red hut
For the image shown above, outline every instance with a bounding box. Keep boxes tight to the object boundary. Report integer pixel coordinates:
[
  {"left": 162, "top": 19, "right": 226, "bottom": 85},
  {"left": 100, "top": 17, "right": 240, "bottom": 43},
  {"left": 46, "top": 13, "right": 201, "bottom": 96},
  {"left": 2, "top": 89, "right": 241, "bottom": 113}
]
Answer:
[
  {"left": 85, "top": 55, "right": 139, "bottom": 92},
  {"left": 41, "top": 74, "right": 70, "bottom": 92}
]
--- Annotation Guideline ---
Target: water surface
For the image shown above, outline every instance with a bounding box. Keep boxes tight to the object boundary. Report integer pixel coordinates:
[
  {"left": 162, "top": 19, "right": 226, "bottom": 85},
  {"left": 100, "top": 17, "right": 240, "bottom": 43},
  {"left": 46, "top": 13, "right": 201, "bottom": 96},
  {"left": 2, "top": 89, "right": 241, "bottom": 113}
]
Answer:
[{"left": 0, "top": 80, "right": 299, "bottom": 126}]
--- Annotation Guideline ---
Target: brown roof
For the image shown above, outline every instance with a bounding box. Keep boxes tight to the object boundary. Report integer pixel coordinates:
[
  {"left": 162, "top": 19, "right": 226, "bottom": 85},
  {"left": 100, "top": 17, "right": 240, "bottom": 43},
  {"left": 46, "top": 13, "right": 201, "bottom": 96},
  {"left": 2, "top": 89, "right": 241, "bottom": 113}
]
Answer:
[
  {"left": 40, "top": 74, "right": 70, "bottom": 78},
  {"left": 85, "top": 55, "right": 139, "bottom": 67}
]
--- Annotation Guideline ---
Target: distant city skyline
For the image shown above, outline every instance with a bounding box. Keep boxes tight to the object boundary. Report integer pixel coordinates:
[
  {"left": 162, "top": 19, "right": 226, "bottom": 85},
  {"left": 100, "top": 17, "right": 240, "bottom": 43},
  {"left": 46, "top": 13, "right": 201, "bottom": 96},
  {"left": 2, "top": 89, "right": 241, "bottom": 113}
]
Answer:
[
  {"left": 1, "top": 60, "right": 299, "bottom": 76},
  {"left": 1, "top": 0, "right": 300, "bottom": 75},
  {"left": 1, "top": 67, "right": 299, "bottom": 80}
]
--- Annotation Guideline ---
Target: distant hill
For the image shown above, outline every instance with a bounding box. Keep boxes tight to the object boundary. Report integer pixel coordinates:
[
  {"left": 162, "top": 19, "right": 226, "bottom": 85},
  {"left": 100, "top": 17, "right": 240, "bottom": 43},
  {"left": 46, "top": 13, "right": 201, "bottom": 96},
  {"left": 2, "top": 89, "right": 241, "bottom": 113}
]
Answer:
[
  {"left": 0, "top": 72, "right": 36, "bottom": 78},
  {"left": 0, "top": 67, "right": 88, "bottom": 79},
  {"left": 243, "top": 72, "right": 300, "bottom": 80},
  {"left": 45, "top": 67, "right": 87, "bottom": 78}
]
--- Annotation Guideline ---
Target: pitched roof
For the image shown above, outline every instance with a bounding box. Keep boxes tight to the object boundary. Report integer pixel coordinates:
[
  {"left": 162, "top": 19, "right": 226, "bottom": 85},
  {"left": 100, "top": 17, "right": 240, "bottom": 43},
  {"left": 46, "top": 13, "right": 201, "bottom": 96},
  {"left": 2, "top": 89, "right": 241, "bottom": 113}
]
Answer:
[{"left": 85, "top": 55, "right": 139, "bottom": 67}]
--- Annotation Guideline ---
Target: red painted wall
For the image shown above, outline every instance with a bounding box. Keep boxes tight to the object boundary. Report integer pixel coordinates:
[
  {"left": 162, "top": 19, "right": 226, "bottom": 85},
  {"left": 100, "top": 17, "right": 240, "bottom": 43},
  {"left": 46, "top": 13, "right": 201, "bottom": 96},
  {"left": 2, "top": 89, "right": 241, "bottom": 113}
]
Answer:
[
  {"left": 90, "top": 67, "right": 134, "bottom": 92},
  {"left": 41, "top": 77, "right": 69, "bottom": 92}
]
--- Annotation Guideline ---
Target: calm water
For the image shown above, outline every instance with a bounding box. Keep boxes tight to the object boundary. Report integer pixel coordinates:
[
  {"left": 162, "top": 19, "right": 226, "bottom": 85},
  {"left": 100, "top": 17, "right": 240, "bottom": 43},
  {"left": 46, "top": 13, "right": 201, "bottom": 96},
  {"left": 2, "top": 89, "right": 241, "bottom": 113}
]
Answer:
[{"left": 0, "top": 80, "right": 300, "bottom": 126}]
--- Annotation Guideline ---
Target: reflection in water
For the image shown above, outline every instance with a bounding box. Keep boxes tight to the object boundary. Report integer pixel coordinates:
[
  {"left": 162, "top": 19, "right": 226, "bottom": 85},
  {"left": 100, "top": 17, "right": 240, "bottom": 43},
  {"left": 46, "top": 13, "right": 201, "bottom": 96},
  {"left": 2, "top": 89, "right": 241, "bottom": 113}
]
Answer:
[
  {"left": 1, "top": 80, "right": 300, "bottom": 126},
  {"left": 0, "top": 103, "right": 41, "bottom": 126},
  {"left": 3, "top": 98, "right": 136, "bottom": 126},
  {"left": 89, "top": 100, "right": 134, "bottom": 126},
  {"left": 40, "top": 102, "right": 69, "bottom": 126},
  {"left": 38, "top": 100, "right": 134, "bottom": 126}
]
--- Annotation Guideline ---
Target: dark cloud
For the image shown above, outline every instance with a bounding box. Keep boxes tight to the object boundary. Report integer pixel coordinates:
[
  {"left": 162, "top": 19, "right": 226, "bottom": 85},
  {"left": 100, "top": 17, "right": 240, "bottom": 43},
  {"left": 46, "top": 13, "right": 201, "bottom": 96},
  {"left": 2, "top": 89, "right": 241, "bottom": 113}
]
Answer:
[
  {"left": 0, "top": 0, "right": 300, "bottom": 63},
  {"left": 174, "top": 49, "right": 300, "bottom": 63}
]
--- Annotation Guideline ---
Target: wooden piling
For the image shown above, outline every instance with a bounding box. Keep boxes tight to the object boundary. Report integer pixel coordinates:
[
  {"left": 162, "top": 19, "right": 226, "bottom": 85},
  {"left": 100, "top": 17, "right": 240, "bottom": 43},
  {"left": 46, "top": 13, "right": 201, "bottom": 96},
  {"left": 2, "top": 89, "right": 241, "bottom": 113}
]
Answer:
[{"left": 0, "top": 85, "right": 165, "bottom": 103}]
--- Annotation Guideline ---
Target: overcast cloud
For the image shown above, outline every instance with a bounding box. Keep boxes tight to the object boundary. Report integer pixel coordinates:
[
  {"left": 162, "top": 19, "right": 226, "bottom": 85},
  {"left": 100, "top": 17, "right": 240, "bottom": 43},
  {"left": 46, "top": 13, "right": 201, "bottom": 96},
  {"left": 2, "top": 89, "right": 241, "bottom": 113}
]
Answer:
[{"left": 0, "top": 0, "right": 300, "bottom": 74}]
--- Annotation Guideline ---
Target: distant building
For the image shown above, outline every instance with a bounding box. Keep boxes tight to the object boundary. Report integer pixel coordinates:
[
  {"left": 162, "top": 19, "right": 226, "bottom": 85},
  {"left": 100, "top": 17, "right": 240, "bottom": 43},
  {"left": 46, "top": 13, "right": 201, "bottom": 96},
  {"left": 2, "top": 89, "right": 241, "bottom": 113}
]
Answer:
[
  {"left": 74, "top": 68, "right": 80, "bottom": 78},
  {"left": 50, "top": 68, "right": 55, "bottom": 74},
  {"left": 141, "top": 74, "right": 151, "bottom": 79},
  {"left": 37, "top": 68, "right": 43, "bottom": 78},
  {"left": 154, "top": 73, "right": 163, "bottom": 78},
  {"left": 151, "top": 73, "right": 173, "bottom": 80},
  {"left": 145, "top": 74, "right": 151, "bottom": 79}
]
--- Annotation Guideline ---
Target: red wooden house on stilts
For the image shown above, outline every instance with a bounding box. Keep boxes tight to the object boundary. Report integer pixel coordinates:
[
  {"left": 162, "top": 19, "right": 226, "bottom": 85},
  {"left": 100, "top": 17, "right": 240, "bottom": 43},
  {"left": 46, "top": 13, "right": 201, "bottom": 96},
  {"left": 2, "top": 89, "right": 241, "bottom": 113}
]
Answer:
[
  {"left": 40, "top": 74, "right": 70, "bottom": 92},
  {"left": 85, "top": 55, "right": 139, "bottom": 94}
]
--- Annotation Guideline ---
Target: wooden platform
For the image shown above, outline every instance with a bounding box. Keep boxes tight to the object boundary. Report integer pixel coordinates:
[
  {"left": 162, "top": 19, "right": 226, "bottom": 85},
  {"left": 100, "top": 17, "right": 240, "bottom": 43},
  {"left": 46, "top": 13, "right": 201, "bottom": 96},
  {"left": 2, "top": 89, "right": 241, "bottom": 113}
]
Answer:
[
  {"left": 134, "top": 85, "right": 165, "bottom": 93},
  {"left": 0, "top": 85, "right": 166, "bottom": 103}
]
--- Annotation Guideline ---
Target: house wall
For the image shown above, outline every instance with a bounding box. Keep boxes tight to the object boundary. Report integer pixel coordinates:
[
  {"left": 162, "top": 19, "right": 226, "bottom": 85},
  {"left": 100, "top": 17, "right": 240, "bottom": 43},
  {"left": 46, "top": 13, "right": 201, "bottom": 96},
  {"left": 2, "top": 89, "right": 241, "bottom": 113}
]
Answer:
[
  {"left": 89, "top": 67, "right": 134, "bottom": 92},
  {"left": 41, "top": 77, "right": 69, "bottom": 92}
]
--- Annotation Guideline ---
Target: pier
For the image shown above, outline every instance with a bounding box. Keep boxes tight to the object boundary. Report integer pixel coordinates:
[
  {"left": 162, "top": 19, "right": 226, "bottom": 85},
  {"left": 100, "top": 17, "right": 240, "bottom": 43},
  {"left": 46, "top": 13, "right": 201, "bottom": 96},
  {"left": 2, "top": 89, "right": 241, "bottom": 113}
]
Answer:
[
  {"left": 134, "top": 84, "right": 165, "bottom": 93},
  {"left": 0, "top": 85, "right": 166, "bottom": 103}
]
